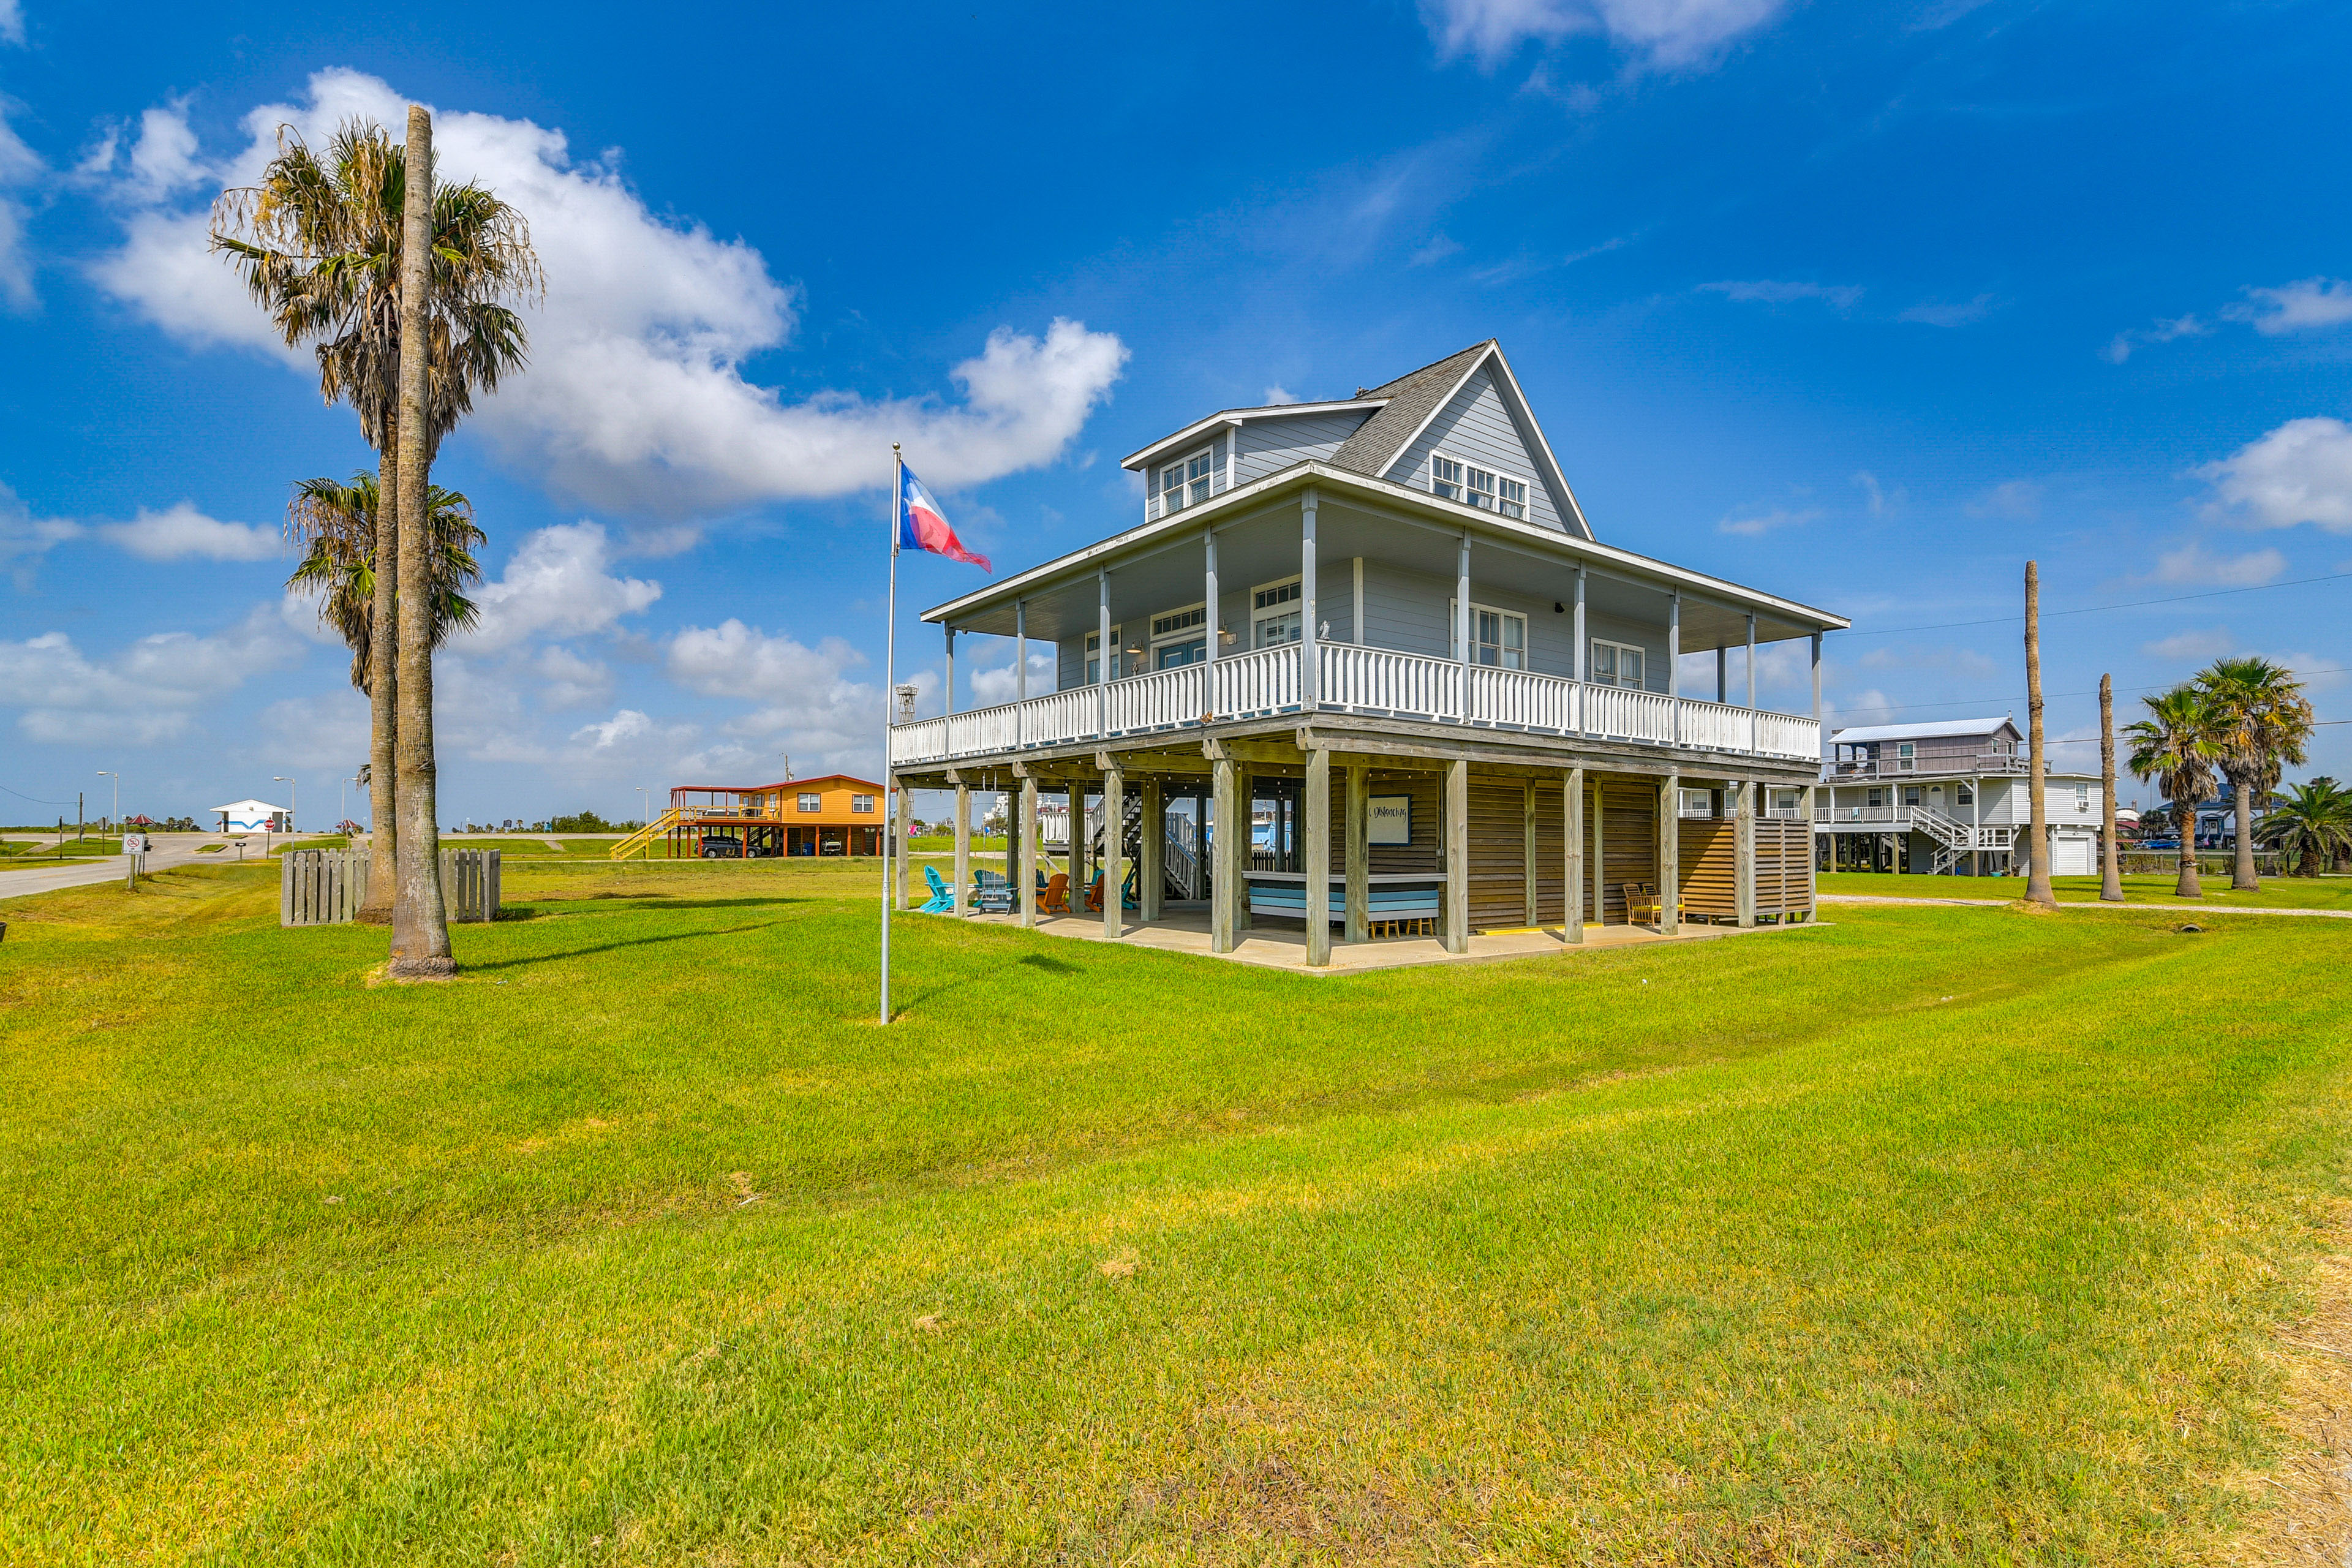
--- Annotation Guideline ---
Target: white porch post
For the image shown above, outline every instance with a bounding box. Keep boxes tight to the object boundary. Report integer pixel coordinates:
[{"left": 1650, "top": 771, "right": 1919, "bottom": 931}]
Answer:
[
  {"left": 1305, "top": 745, "right": 1331, "bottom": 967},
  {"left": 952, "top": 775, "right": 970, "bottom": 917},
  {"left": 1455, "top": 530, "right": 1472, "bottom": 721},
  {"left": 1668, "top": 592, "right": 1681, "bottom": 746},
  {"left": 1014, "top": 599, "right": 1027, "bottom": 749},
  {"left": 1204, "top": 528, "right": 1220, "bottom": 671},
  {"left": 1301, "top": 488, "right": 1319, "bottom": 709},
  {"left": 1716, "top": 647, "right": 1727, "bottom": 704},
  {"left": 1140, "top": 775, "right": 1164, "bottom": 922},
  {"left": 1746, "top": 611, "right": 1759, "bottom": 755},
  {"left": 1097, "top": 570, "right": 1112, "bottom": 736},
  {"left": 1101, "top": 757, "right": 1124, "bottom": 939},
  {"left": 1573, "top": 566, "right": 1588, "bottom": 734},
  {"left": 1811, "top": 630, "right": 1823, "bottom": 764}
]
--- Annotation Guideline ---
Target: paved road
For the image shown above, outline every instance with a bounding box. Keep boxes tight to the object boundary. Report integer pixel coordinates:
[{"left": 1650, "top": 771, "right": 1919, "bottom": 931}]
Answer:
[
  {"left": 0, "top": 834, "right": 312, "bottom": 903},
  {"left": 1819, "top": 892, "right": 2352, "bottom": 919}
]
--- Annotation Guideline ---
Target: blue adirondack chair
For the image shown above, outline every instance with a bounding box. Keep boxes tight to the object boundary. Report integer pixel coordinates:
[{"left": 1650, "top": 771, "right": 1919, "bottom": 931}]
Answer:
[{"left": 917, "top": 864, "right": 956, "bottom": 913}]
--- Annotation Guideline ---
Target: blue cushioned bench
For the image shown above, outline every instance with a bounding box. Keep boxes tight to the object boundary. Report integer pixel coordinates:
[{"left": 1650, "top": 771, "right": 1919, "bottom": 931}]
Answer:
[{"left": 1245, "top": 875, "right": 1443, "bottom": 933}]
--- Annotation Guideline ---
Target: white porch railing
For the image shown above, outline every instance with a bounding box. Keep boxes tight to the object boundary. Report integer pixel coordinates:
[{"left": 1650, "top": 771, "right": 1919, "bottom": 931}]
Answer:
[{"left": 889, "top": 643, "right": 1823, "bottom": 767}]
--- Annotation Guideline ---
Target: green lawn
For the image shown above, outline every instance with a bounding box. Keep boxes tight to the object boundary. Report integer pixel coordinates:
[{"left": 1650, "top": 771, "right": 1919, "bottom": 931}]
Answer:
[
  {"left": 1820, "top": 869, "right": 2352, "bottom": 910},
  {"left": 3, "top": 861, "right": 2347, "bottom": 1563},
  {"left": 0, "top": 837, "right": 126, "bottom": 861}
]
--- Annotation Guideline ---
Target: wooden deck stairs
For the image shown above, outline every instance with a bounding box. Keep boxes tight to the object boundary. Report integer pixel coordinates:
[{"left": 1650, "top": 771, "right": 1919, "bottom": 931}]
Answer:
[{"left": 609, "top": 808, "right": 685, "bottom": 861}]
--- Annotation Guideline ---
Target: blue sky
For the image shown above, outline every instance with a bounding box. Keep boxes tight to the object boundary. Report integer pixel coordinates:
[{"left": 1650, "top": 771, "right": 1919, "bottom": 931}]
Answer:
[{"left": 1, "top": 0, "right": 2347, "bottom": 826}]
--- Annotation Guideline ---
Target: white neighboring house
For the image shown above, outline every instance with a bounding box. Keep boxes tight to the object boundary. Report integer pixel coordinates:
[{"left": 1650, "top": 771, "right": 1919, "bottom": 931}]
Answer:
[
  {"left": 1816, "top": 717, "right": 2103, "bottom": 876},
  {"left": 212, "top": 799, "right": 290, "bottom": 834}
]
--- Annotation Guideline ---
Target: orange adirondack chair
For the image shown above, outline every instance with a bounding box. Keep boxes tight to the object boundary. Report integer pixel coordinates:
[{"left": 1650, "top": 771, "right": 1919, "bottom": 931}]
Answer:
[
  {"left": 1082, "top": 871, "right": 1105, "bottom": 911},
  {"left": 1039, "top": 872, "right": 1071, "bottom": 913}
]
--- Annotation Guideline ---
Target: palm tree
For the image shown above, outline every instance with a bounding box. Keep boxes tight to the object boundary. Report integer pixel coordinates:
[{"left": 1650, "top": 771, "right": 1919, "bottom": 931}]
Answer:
[
  {"left": 213, "top": 118, "right": 538, "bottom": 927},
  {"left": 2259, "top": 778, "right": 2352, "bottom": 877},
  {"left": 2195, "top": 656, "right": 2313, "bottom": 892},
  {"left": 2125, "top": 686, "right": 2221, "bottom": 899},
  {"left": 285, "top": 472, "right": 484, "bottom": 692}
]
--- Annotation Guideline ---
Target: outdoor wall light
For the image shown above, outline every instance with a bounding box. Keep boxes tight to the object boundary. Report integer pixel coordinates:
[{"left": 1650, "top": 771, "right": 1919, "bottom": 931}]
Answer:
[{"left": 1218, "top": 628, "right": 1238, "bottom": 645}]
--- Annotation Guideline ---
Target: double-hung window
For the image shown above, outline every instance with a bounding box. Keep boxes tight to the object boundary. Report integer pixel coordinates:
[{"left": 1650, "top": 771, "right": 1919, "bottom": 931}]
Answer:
[
  {"left": 2075, "top": 784, "right": 2089, "bottom": 812},
  {"left": 1903, "top": 785, "right": 1921, "bottom": 807},
  {"left": 1085, "top": 627, "right": 1123, "bottom": 684},
  {"left": 1496, "top": 477, "right": 1527, "bottom": 519},
  {"left": 1450, "top": 600, "right": 1526, "bottom": 668},
  {"left": 1433, "top": 451, "right": 1529, "bottom": 518},
  {"left": 1896, "top": 742, "right": 1917, "bottom": 772},
  {"left": 1588, "top": 638, "right": 1645, "bottom": 688},
  {"left": 797, "top": 793, "right": 821, "bottom": 813},
  {"left": 1466, "top": 466, "right": 1497, "bottom": 510},
  {"left": 851, "top": 795, "right": 875, "bottom": 814},
  {"left": 1252, "top": 581, "right": 1301, "bottom": 648},
  {"left": 1431, "top": 455, "right": 1463, "bottom": 501},
  {"left": 1159, "top": 446, "right": 1216, "bottom": 513},
  {"left": 1956, "top": 782, "right": 1975, "bottom": 805}
]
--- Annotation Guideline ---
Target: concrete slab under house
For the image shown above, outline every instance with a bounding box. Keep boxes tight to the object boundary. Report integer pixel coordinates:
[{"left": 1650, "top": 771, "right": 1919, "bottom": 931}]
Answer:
[{"left": 889, "top": 339, "right": 1850, "bottom": 968}]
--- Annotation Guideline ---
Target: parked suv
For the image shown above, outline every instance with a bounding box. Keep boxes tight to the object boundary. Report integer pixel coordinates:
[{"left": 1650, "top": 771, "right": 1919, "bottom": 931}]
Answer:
[{"left": 699, "top": 834, "right": 744, "bottom": 859}]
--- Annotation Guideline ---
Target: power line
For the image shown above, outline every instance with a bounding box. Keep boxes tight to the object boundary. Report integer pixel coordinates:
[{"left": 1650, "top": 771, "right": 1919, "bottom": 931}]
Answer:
[
  {"left": 1823, "top": 665, "right": 2352, "bottom": 721},
  {"left": 1835, "top": 570, "right": 2352, "bottom": 638},
  {"left": 0, "top": 783, "right": 74, "bottom": 806}
]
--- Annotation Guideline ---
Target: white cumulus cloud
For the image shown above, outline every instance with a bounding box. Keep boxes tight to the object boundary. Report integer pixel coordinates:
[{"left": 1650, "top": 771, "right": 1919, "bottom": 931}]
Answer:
[
  {"left": 2226, "top": 277, "right": 2352, "bottom": 336},
  {"left": 91, "top": 69, "right": 1128, "bottom": 518},
  {"left": 665, "top": 618, "right": 883, "bottom": 775},
  {"left": 2198, "top": 417, "right": 2352, "bottom": 532},
  {"left": 0, "top": 104, "right": 41, "bottom": 309},
  {"left": 458, "top": 522, "right": 662, "bottom": 653},
  {"left": 99, "top": 500, "right": 277, "bottom": 561},
  {"left": 0, "top": 604, "right": 306, "bottom": 745},
  {"left": 2144, "top": 541, "right": 2286, "bottom": 587},
  {"left": 1423, "top": 0, "right": 1785, "bottom": 68},
  {"left": 0, "top": 0, "right": 21, "bottom": 45}
]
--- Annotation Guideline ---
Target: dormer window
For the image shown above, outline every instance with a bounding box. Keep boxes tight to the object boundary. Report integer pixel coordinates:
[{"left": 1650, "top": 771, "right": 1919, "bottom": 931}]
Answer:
[
  {"left": 1432, "top": 452, "right": 1528, "bottom": 518},
  {"left": 1160, "top": 445, "right": 1216, "bottom": 512},
  {"left": 1431, "top": 456, "right": 1462, "bottom": 501},
  {"left": 1466, "top": 466, "right": 1496, "bottom": 510}
]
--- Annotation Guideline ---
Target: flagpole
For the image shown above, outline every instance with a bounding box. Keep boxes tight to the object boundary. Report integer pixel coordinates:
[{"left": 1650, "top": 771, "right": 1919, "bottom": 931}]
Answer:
[{"left": 881, "top": 443, "right": 901, "bottom": 1025}]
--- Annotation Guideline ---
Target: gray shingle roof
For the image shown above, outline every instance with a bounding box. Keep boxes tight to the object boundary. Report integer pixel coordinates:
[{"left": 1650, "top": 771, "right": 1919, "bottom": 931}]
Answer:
[{"left": 1327, "top": 341, "right": 1493, "bottom": 478}]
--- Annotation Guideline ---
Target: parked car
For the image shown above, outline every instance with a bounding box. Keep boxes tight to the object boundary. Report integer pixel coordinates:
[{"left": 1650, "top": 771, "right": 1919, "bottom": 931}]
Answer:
[{"left": 699, "top": 834, "right": 744, "bottom": 858}]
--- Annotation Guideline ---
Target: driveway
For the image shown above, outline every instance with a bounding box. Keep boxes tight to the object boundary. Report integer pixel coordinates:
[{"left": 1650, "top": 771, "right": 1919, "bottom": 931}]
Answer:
[{"left": 0, "top": 834, "right": 311, "bottom": 903}]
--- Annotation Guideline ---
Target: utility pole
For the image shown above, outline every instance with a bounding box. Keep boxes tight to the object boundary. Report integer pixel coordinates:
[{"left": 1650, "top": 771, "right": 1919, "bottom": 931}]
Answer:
[
  {"left": 2022, "top": 561, "right": 2056, "bottom": 908},
  {"left": 2098, "top": 674, "right": 2124, "bottom": 902}
]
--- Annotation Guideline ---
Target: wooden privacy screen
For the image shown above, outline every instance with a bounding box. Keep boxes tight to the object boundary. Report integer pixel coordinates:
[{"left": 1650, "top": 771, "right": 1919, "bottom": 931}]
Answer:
[
  {"left": 1599, "top": 780, "right": 1656, "bottom": 926},
  {"left": 1755, "top": 818, "right": 1814, "bottom": 917},
  {"left": 1676, "top": 819, "right": 1736, "bottom": 920}
]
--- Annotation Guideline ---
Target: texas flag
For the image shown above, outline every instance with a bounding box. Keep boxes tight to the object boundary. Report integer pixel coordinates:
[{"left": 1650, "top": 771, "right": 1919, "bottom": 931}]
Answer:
[{"left": 897, "top": 465, "right": 991, "bottom": 572}]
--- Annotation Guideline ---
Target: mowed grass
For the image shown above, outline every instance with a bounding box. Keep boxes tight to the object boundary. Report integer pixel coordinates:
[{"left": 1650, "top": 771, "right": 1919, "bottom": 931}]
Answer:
[
  {"left": 3, "top": 861, "right": 2350, "bottom": 1564},
  {"left": 1820, "top": 869, "right": 2352, "bottom": 910}
]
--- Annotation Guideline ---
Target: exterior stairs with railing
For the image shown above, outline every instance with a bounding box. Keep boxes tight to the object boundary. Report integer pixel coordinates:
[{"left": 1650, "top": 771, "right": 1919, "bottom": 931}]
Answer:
[{"left": 609, "top": 808, "right": 684, "bottom": 860}]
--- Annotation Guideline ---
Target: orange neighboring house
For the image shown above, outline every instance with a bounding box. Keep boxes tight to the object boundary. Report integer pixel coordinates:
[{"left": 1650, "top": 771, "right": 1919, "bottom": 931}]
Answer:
[{"left": 663, "top": 775, "right": 887, "bottom": 858}]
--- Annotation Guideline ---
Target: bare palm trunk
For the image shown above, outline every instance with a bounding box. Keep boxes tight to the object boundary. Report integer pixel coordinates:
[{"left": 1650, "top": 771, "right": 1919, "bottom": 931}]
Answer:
[
  {"left": 2230, "top": 778, "right": 2258, "bottom": 891},
  {"left": 2175, "top": 802, "right": 2203, "bottom": 898},
  {"left": 355, "top": 428, "right": 399, "bottom": 923},
  {"left": 388, "top": 104, "right": 453, "bottom": 977},
  {"left": 2023, "top": 561, "right": 2056, "bottom": 908},
  {"left": 2098, "top": 673, "right": 2123, "bottom": 902}
]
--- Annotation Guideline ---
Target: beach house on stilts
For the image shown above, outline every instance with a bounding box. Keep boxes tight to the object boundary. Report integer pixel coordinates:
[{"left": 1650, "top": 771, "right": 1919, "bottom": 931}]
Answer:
[{"left": 888, "top": 340, "right": 1849, "bottom": 965}]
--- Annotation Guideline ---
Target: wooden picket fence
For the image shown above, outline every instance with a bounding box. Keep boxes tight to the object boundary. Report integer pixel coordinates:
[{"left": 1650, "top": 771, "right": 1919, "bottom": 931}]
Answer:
[{"left": 280, "top": 848, "right": 500, "bottom": 927}]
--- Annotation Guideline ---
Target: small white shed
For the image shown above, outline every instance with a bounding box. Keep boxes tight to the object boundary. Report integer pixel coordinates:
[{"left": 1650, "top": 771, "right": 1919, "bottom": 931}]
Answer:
[{"left": 213, "top": 799, "right": 288, "bottom": 834}]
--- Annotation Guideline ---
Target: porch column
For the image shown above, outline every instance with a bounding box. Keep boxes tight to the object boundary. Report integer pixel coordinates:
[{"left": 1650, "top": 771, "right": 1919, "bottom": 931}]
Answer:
[
  {"left": 1590, "top": 775, "right": 1605, "bottom": 923},
  {"left": 1573, "top": 567, "right": 1588, "bottom": 735},
  {"left": 893, "top": 775, "right": 911, "bottom": 910},
  {"left": 1068, "top": 780, "right": 1085, "bottom": 891},
  {"left": 1455, "top": 531, "right": 1472, "bottom": 718},
  {"left": 1735, "top": 779, "right": 1757, "bottom": 928},
  {"left": 952, "top": 776, "right": 971, "bottom": 917},
  {"left": 1564, "top": 766, "right": 1585, "bottom": 944},
  {"left": 1444, "top": 758, "right": 1469, "bottom": 954},
  {"left": 1811, "top": 631, "right": 1823, "bottom": 770},
  {"left": 1659, "top": 773, "right": 1680, "bottom": 935},
  {"left": 1211, "top": 753, "right": 1238, "bottom": 953},
  {"left": 1204, "top": 528, "right": 1220, "bottom": 669},
  {"left": 1097, "top": 569, "right": 1112, "bottom": 736},
  {"left": 1101, "top": 757, "right": 1125, "bottom": 940},
  {"left": 1301, "top": 487, "right": 1319, "bottom": 709},
  {"left": 1716, "top": 647, "right": 1727, "bottom": 704},
  {"left": 1305, "top": 745, "right": 1331, "bottom": 967},
  {"left": 1235, "top": 767, "right": 1253, "bottom": 931},
  {"left": 1746, "top": 613, "right": 1758, "bottom": 709},
  {"left": 1344, "top": 762, "right": 1370, "bottom": 945},
  {"left": 1806, "top": 783, "right": 1822, "bottom": 917},
  {"left": 1019, "top": 775, "right": 1039, "bottom": 927},
  {"left": 1015, "top": 600, "right": 1028, "bottom": 750},
  {"left": 1140, "top": 775, "right": 1164, "bottom": 922},
  {"left": 1668, "top": 592, "right": 1681, "bottom": 746},
  {"left": 1523, "top": 778, "right": 1539, "bottom": 926}
]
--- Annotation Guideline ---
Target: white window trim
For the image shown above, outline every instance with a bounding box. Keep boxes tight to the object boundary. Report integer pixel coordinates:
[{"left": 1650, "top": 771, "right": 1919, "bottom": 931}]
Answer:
[
  {"left": 1148, "top": 601, "right": 1209, "bottom": 668},
  {"left": 1432, "top": 448, "right": 1532, "bottom": 519},
  {"left": 1157, "top": 443, "right": 1219, "bottom": 516},
  {"left": 1447, "top": 598, "right": 1528, "bottom": 669},
  {"left": 1084, "top": 624, "right": 1125, "bottom": 684},
  {"left": 1588, "top": 636, "right": 1647, "bottom": 690},
  {"left": 1249, "top": 576, "right": 1303, "bottom": 650}
]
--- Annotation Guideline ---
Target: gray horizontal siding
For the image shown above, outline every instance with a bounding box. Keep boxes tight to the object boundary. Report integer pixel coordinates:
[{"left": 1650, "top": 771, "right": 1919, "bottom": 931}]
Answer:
[
  {"left": 1234, "top": 410, "right": 1376, "bottom": 485},
  {"left": 1384, "top": 366, "right": 1567, "bottom": 533},
  {"left": 1357, "top": 563, "right": 1664, "bottom": 688}
]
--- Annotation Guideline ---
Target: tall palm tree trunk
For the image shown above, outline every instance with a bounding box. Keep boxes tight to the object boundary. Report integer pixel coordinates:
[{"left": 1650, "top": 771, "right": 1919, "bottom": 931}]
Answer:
[
  {"left": 356, "top": 429, "right": 399, "bottom": 923},
  {"left": 2098, "top": 672, "right": 2123, "bottom": 902},
  {"left": 388, "top": 104, "right": 454, "bottom": 977},
  {"left": 2175, "top": 799, "right": 2203, "bottom": 898},
  {"left": 2023, "top": 561, "right": 2056, "bottom": 907},
  {"left": 2230, "top": 778, "right": 2258, "bottom": 891}
]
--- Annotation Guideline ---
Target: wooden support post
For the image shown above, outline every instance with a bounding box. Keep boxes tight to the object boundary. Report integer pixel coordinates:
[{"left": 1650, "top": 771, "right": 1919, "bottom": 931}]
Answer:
[
  {"left": 893, "top": 775, "right": 911, "bottom": 910},
  {"left": 1305, "top": 746, "right": 1331, "bottom": 967},
  {"left": 1212, "top": 755, "right": 1238, "bottom": 954},
  {"left": 1804, "top": 783, "right": 1820, "bottom": 919},
  {"left": 1522, "top": 778, "right": 1539, "bottom": 927},
  {"left": 1658, "top": 774, "right": 1680, "bottom": 935},
  {"left": 1564, "top": 766, "right": 1585, "bottom": 944},
  {"left": 1235, "top": 767, "right": 1253, "bottom": 932},
  {"left": 952, "top": 780, "right": 971, "bottom": 917},
  {"left": 1067, "top": 780, "right": 1084, "bottom": 889},
  {"left": 1140, "top": 775, "right": 1163, "bottom": 922},
  {"left": 1101, "top": 759, "right": 1124, "bottom": 940},
  {"left": 1735, "top": 780, "right": 1757, "bottom": 928},
  {"left": 1344, "top": 762, "right": 1369, "bottom": 945},
  {"left": 1444, "top": 758, "right": 1469, "bottom": 953},
  {"left": 1591, "top": 775, "right": 1605, "bottom": 922},
  {"left": 1019, "top": 775, "right": 1039, "bottom": 928}
]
